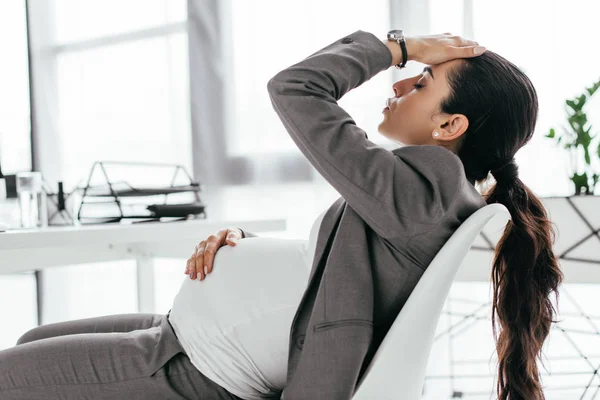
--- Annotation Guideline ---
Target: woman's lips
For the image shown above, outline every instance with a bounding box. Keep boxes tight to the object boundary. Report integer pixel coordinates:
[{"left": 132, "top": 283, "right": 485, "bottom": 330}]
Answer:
[{"left": 383, "top": 106, "right": 390, "bottom": 112}]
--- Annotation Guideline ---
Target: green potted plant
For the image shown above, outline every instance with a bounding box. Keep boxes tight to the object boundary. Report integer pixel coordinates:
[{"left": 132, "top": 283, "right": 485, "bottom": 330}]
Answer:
[{"left": 545, "top": 78, "right": 600, "bottom": 195}]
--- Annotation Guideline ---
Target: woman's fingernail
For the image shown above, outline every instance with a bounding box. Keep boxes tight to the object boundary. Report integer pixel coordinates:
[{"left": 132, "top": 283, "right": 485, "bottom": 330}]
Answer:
[
  {"left": 204, "top": 265, "right": 208, "bottom": 275},
  {"left": 474, "top": 46, "right": 486, "bottom": 55}
]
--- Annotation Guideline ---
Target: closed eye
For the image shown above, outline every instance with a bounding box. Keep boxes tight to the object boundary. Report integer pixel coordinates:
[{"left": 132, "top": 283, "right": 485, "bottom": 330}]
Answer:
[{"left": 412, "top": 83, "right": 424, "bottom": 90}]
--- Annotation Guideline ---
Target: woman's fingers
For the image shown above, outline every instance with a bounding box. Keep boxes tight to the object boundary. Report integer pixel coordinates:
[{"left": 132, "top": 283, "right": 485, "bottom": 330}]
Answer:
[
  {"left": 225, "top": 229, "right": 240, "bottom": 247},
  {"left": 196, "top": 238, "right": 215, "bottom": 280},
  {"left": 448, "top": 36, "right": 485, "bottom": 58},
  {"left": 206, "top": 229, "right": 241, "bottom": 274},
  {"left": 185, "top": 228, "right": 243, "bottom": 281},
  {"left": 202, "top": 235, "right": 221, "bottom": 277},
  {"left": 448, "top": 44, "right": 487, "bottom": 59},
  {"left": 190, "top": 243, "right": 204, "bottom": 280},
  {"left": 191, "top": 232, "right": 223, "bottom": 280},
  {"left": 410, "top": 33, "right": 485, "bottom": 65}
]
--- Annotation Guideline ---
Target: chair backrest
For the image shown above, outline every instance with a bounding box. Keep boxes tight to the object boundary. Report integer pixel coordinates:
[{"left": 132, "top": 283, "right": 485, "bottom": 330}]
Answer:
[{"left": 352, "top": 203, "right": 511, "bottom": 400}]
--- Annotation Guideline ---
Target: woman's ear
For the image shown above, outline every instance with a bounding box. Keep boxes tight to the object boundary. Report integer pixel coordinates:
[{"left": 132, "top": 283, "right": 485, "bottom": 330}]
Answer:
[{"left": 437, "top": 114, "right": 469, "bottom": 141}]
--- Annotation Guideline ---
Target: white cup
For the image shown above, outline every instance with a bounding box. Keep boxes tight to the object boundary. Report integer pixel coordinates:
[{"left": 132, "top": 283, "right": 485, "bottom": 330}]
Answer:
[{"left": 16, "top": 172, "right": 48, "bottom": 229}]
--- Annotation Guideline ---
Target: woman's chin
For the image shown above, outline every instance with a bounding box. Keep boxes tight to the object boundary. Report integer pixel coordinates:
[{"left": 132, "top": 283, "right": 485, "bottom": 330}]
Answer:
[{"left": 377, "top": 130, "right": 403, "bottom": 146}]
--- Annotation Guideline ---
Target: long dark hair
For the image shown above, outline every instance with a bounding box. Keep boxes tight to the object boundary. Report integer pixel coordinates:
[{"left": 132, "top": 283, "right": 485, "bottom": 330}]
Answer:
[{"left": 440, "top": 51, "right": 564, "bottom": 399}]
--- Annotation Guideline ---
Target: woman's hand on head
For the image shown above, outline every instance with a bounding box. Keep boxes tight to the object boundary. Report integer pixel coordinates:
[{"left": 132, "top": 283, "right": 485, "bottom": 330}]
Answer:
[
  {"left": 185, "top": 227, "right": 243, "bottom": 280},
  {"left": 407, "top": 32, "right": 486, "bottom": 65}
]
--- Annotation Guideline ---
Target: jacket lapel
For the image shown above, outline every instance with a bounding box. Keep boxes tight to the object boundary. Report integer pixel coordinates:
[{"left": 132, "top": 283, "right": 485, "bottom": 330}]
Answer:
[
  {"left": 307, "top": 196, "right": 345, "bottom": 284},
  {"left": 289, "top": 196, "right": 346, "bottom": 332}
]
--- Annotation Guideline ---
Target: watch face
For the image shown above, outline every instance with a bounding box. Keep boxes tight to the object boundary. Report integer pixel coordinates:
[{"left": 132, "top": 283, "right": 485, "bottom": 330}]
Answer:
[{"left": 387, "top": 29, "right": 404, "bottom": 39}]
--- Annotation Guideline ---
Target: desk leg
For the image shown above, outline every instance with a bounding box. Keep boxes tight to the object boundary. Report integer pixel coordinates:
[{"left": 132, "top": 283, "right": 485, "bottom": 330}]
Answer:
[
  {"left": 35, "top": 270, "right": 43, "bottom": 326},
  {"left": 136, "top": 255, "right": 156, "bottom": 313}
]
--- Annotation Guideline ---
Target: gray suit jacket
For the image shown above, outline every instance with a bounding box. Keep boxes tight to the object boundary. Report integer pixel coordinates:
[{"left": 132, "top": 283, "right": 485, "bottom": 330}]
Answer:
[{"left": 239, "top": 29, "right": 487, "bottom": 400}]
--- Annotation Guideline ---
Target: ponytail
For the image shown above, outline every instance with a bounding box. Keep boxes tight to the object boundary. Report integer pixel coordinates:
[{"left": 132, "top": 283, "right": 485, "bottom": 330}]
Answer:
[{"left": 484, "top": 167, "right": 564, "bottom": 400}]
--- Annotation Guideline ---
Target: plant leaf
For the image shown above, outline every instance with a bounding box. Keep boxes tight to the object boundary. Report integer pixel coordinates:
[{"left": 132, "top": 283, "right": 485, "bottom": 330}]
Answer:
[{"left": 584, "top": 147, "right": 591, "bottom": 165}]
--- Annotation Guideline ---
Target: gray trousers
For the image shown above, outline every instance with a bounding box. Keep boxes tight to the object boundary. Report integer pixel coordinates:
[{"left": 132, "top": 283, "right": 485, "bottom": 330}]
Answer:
[{"left": 0, "top": 310, "right": 244, "bottom": 400}]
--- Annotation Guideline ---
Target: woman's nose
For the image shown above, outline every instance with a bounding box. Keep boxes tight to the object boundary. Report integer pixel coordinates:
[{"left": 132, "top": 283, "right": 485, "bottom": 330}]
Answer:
[
  {"left": 392, "top": 81, "right": 407, "bottom": 97},
  {"left": 393, "top": 85, "right": 405, "bottom": 97},
  {"left": 393, "top": 78, "right": 414, "bottom": 97}
]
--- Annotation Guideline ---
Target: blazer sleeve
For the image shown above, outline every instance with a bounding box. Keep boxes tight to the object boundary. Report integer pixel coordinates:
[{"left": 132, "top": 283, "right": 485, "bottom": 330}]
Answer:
[{"left": 266, "top": 30, "right": 465, "bottom": 238}]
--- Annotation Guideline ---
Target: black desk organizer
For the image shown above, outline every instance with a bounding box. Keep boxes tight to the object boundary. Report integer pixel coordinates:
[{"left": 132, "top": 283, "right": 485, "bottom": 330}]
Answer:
[{"left": 77, "top": 161, "right": 207, "bottom": 224}]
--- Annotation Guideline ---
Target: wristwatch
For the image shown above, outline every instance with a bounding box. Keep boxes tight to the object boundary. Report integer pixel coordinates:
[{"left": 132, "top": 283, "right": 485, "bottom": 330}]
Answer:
[{"left": 387, "top": 29, "right": 408, "bottom": 69}]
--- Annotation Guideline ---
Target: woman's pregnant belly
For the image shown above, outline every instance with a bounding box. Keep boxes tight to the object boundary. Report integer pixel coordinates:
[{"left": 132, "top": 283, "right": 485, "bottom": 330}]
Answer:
[{"left": 168, "top": 237, "right": 311, "bottom": 395}]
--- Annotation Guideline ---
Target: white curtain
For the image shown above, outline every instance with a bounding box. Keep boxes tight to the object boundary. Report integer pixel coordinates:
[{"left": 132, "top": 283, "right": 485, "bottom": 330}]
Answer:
[{"left": 188, "top": 0, "right": 405, "bottom": 186}]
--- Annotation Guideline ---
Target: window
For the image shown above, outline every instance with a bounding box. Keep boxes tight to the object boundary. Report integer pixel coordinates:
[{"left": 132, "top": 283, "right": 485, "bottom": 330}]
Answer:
[
  {"left": 0, "top": 0, "right": 31, "bottom": 174},
  {"left": 54, "top": 0, "right": 187, "bottom": 44},
  {"left": 56, "top": 33, "right": 191, "bottom": 186},
  {"left": 28, "top": 0, "right": 191, "bottom": 191}
]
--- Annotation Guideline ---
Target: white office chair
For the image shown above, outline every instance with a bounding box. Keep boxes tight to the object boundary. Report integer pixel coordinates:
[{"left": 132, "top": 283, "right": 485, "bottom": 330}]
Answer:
[{"left": 352, "top": 203, "right": 511, "bottom": 400}]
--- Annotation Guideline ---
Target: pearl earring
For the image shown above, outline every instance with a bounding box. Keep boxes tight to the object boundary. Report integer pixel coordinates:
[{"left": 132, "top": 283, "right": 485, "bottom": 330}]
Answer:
[{"left": 433, "top": 131, "right": 439, "bottom": 137}]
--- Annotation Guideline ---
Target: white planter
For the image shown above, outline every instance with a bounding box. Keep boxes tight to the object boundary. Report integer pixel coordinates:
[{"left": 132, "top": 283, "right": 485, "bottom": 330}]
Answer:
[
  {"left": 540, "top": 195, "right": 600, "bottom": 284},
  {"left": 463, "top": 195, "right": 600, "bottom": 284}
]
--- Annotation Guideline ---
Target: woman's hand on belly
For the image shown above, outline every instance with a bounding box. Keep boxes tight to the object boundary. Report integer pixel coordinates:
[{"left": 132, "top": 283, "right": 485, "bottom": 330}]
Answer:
[{"left": 185, "top": 227, "right": 244, "bottom": 280}]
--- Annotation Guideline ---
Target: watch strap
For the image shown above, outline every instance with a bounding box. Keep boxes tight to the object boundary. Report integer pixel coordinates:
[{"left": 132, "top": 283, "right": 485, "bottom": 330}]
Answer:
[
  {"left": 388, "top": 30, "right": 408, "bottom": 70},
  {"left": 398, "top": 38, "right": 408, "bottom": 69}
]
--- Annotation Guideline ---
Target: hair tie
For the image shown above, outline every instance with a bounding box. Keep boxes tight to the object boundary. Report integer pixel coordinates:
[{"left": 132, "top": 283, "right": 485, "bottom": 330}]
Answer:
[{"left": 491, "top": 157, "right": 518, "bottom": 182}]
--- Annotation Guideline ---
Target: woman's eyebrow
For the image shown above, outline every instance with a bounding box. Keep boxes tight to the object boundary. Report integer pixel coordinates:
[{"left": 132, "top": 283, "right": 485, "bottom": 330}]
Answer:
[{"left": 422, "top": 66, "right": 435, "bottom": 80}]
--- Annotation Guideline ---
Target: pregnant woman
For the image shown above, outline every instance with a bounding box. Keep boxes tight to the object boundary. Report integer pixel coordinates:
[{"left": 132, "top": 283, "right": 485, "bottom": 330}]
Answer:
[{"left": 0, "top": 29, "right": 562, "bottom": 400}]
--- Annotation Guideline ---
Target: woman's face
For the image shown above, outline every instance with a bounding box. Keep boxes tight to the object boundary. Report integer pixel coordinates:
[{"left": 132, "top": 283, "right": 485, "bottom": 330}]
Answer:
[{"left": 377, "top": 59, "right": 469, "bottom": 149}]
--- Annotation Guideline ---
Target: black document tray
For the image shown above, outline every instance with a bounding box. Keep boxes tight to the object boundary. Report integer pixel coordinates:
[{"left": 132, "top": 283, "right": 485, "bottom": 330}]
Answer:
[{"left": 146, "top": 203, "right": 205, "bottom": 218}]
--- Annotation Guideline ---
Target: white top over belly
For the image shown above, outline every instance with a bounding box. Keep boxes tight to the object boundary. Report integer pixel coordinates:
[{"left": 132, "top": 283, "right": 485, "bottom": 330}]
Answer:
[{"left": 168, "top": 210, "right": 326, "bottom": 399}]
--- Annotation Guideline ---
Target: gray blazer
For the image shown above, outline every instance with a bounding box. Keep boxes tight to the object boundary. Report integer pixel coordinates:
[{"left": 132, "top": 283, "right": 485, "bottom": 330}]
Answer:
[{"left": 239, "top": 29, "right": 487, "bottom": 400}]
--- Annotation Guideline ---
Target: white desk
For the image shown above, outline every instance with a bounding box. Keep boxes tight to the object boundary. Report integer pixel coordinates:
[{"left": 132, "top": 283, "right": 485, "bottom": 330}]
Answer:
[{"left": 0, "top": 217, "right": 286, "bottom": 323}]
